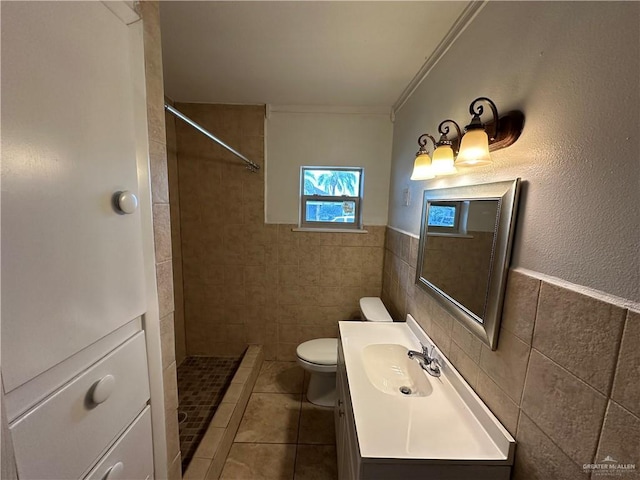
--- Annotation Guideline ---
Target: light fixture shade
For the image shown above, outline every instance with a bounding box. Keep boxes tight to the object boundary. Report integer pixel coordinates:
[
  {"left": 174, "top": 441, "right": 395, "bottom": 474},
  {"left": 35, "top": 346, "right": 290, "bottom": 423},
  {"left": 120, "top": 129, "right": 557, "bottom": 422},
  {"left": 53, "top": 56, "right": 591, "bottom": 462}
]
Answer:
[
  {"left": 411, "top": 153, "right": 435, "bottom": 180},
  {"left": 456, "top": 129, "right": 492, "bottom": 166},
  {"left": 431, "top": 145, "right": 457, "bottom": 175}
]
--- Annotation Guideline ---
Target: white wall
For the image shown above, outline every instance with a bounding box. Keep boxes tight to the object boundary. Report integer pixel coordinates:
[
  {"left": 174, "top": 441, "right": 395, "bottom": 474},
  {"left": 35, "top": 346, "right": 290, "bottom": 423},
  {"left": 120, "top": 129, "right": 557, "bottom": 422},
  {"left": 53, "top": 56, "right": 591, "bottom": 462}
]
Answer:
[
  {"left": 389, "top": 1, "right": 640, "bottom": 303},
  {"left": 266, "top": 107, "right": 393, "bottom": 225}
]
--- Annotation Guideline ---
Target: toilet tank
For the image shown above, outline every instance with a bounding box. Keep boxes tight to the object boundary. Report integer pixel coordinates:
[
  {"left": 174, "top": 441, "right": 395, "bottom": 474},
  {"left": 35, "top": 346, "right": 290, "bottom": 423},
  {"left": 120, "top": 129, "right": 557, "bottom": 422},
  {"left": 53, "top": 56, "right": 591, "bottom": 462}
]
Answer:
[{"left": 359, "top": 297, "right": 393, "bottom": 322}]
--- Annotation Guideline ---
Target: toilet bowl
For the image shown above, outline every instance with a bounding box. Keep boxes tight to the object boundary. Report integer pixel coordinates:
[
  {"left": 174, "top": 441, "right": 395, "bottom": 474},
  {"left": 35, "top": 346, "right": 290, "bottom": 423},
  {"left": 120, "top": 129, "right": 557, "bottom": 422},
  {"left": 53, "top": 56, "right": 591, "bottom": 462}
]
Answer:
[{"left": 296, "top": 297, "right": 392, "bottom": 406}]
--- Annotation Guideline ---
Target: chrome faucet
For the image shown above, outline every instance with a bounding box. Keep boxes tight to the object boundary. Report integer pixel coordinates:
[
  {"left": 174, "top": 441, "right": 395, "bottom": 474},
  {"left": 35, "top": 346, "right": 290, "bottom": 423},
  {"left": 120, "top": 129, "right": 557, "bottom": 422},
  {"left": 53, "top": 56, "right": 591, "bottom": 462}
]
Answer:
[{"left": 407, "top": 343, "right": 441, "bottom": 377}]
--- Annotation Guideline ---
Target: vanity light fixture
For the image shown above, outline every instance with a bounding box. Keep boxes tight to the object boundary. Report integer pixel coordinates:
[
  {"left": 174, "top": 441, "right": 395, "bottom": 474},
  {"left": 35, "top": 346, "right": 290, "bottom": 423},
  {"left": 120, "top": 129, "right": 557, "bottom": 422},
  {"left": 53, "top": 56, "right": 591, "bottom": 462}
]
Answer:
[
  {"left": 411, "top": 97, "right": 524, "bottom": 180},
  {"left": 456, "top": 97, "right": 498, "bottom": 167},
  {"left": 431, "top": 119, "right": 462, "bottom": 176},
  {"left": 410, "top": 133, "right": 437, "bottom": 180}
]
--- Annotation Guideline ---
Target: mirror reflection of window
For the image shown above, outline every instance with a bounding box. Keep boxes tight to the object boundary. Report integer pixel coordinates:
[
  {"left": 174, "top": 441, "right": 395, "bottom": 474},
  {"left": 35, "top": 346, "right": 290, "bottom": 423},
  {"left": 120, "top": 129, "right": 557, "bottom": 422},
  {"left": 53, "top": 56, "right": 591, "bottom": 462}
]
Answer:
[{"left": 427, "top": 201, "right": 471, "bottom": 235}]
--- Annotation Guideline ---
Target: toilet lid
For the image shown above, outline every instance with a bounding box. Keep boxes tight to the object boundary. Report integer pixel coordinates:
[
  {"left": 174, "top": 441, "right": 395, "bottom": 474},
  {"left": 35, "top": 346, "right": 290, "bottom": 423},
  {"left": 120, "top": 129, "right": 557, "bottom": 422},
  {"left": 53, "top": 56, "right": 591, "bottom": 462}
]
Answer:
[
  {"left": 296, "top": 338, "right": 338, "bottom": 365},
  {"left": 360, "top": 297, "right": 393, "bottom": 322}
]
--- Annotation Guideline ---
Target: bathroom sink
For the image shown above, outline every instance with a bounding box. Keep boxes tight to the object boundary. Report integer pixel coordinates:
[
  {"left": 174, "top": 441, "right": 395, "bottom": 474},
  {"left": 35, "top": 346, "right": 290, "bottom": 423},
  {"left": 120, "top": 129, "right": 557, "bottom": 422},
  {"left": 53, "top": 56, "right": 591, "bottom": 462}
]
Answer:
[{"left": 361, "top": 344, "right": 432, "bottom": 397}]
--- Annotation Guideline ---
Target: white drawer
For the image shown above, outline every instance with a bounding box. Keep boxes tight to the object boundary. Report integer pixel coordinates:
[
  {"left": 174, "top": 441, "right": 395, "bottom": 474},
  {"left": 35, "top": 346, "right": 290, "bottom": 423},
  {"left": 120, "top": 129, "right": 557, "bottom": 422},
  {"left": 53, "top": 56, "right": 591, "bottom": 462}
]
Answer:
[
  {"left": 85, "top": 406, "right": 153, "bottom": 480},
  {"left": 10, "top": 332, "right": 150, "bottom": 480}
]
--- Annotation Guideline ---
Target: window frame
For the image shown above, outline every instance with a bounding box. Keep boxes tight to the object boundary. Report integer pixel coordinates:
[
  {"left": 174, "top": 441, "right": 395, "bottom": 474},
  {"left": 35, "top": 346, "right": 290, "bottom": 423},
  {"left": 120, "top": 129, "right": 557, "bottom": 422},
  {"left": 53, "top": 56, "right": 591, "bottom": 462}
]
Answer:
[{"left": 299, "top": 166, "right": 364, "bottom": 230}]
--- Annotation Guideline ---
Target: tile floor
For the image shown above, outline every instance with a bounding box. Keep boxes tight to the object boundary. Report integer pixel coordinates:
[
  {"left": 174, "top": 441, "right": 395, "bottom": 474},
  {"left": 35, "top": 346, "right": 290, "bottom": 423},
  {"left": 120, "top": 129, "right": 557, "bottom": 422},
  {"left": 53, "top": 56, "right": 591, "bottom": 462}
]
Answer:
[
  {"left": 219, "top": 361, "right": 338, "bottom": 480},
  {"left": 177, "top": 356, "right": 242, "bottom": 469}
]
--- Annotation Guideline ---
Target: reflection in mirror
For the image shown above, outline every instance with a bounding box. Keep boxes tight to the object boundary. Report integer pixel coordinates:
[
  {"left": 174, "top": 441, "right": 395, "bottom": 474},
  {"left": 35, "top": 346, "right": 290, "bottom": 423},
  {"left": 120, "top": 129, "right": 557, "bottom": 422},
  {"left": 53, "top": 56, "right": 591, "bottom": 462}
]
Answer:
[
  {"left": 423, "top": 200, "right": 499, "bottom": 320},
  {"left": 416, "top": 180, "right": 521, "bottom": 349}
]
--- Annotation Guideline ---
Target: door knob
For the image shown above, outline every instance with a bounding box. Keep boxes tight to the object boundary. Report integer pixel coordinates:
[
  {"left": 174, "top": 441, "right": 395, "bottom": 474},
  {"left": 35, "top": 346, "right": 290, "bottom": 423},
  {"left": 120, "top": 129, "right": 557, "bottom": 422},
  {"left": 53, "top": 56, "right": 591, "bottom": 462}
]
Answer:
[
  {"left": 91, "top": 374, "right": 116, "bottom": 405},
  {"left": 113, "top": 191, "right": 138, "bottom": 214},
  {"left": 103, "top": 461, "right": 124, "bottom": 480}
]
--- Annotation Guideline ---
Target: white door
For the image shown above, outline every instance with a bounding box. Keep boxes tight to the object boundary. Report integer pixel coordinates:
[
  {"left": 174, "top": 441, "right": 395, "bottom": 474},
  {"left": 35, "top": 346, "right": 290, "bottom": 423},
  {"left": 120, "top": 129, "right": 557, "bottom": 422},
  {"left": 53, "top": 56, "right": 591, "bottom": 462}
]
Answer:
[{"left": 1, "top": 2, "right": 145, "bottom": 392}]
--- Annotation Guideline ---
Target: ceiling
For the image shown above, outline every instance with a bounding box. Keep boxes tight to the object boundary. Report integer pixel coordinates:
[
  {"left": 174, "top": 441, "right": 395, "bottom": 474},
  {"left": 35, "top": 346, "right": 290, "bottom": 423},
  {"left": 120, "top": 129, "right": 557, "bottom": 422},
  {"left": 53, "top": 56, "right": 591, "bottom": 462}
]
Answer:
[{"left": 159, "top": 1, "right": 473, "bottom": 109}]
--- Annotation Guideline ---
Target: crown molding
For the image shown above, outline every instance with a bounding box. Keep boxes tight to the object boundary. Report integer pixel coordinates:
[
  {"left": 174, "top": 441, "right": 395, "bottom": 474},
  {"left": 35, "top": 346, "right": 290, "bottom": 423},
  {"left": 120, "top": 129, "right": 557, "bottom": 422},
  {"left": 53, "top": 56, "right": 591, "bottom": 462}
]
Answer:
[{"left": 392, "top": 1, "right": 488, "bottom": 115}]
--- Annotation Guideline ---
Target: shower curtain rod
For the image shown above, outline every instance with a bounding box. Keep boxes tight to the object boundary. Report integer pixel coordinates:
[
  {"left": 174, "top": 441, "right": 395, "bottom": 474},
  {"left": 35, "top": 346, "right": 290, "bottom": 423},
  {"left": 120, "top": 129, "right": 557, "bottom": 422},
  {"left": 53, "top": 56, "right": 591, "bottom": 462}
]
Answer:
[{"left": 164, "top": 104, "right": 260, "bottom": 172}]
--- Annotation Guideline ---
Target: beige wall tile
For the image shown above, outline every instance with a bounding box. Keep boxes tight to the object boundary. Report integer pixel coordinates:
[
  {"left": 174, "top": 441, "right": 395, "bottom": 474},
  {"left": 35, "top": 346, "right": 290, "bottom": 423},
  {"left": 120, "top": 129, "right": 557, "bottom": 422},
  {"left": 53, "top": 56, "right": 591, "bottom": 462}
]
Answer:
[
  {"left": 220, "top": 383, "right": 244, "bottom": 404},
  {"left": 341, "top": 226, "right": 385, "bottom": 247},
  {"left": 157, "top": 259, "right": 175, "bottom": 318},
  {"left": 160, "top": 313, "right": 176, "bottom": 370},
  {"left": 501, "top": 270, "right": 540, "bottom": 344},
  {"left": 163, "top": 361, "right": 178, "bottom": 412},
  {"left": 409, "top": 236, "right": 419, "bottom": 268},
  {"left": 193, "top": 427, "right": 225, "bottom": 460},
  {"left": 521, "top": 350, "right": 607, "bottom": 465},
  {"left": 426, "top": 317, "right": 452, "bottom": 357},
  {"left": 612, "top": 310, "right": 640, "bottom": 417},
  {"left": 475, "top": 370, "right": 519, "bottom": 436},
  {"left": 423, "top": 294, "right": 454, "bottom": 335},
  {"left": 278, "top": 224, "right": 299, "bottom": 245},
  {"left": 211, "top": 403, "right": 235, "bottom": 429},
  {"left": 400, "top": 234, "right": 410, "bottom": 262},
  {"left": 449, "top": 341, "right": 480, "bottom": 389},
  {"left": 534, "top": 282, "right": 626, "bottom": 394},
  {"left": 153, "top": 203, "right": 172, "bottom": 263},
  {"left": 451, "top": 321, "right": 482, "bottom": 363},
  {"left": 184, "top": 458, "right": 210, "bottom": 480},
  {"left": 165, "top": 404, "right": 180, "bottom": 464},
  {"left": 512, "top": 413, "right": 586, "bottom": 480},
  {"left": 168, "top": 452, "right": 182, "bottom": 480},
  {"left": 149, "top": 140, "right": 169, "bottom": 204},
  {"left": 277, "top": 342, "right": 298, "bottom": 361},
  {"left": 165, "top": 104, "right": 186, "bottom": 366},
  {"left": 140, "top": 2, "right": 166, "bottom": 146},
  {"left": 253, "top": 361, "right": 304, "bottom": 394},
  {"left": 479, "top": 328, "right": 530, "bottom": 403},
  {"left": 173, "top": 263, "right": 186, "bottom": 365},
  {"left": 596, "top": 401, "right": 640, "bottom": 469}
]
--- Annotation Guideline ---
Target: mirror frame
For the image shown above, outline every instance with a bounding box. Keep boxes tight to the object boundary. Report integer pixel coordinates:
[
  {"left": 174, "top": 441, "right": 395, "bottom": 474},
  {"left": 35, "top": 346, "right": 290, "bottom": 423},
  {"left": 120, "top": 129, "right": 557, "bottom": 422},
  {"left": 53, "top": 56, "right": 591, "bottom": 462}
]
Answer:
[{"left": 416, "top": 179, "right": 521, "bottom": 350}]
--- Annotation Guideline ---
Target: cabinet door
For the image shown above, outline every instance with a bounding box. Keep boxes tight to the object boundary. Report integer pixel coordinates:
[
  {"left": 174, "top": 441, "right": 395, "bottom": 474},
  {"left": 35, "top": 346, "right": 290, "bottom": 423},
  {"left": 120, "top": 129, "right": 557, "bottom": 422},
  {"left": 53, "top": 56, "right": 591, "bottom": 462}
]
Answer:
[
  {"left": 336, "top": 367, "right": 346, "bottom": 479},
  {"left": 1, "top": 2, "right": 145, "bottom": 392}
]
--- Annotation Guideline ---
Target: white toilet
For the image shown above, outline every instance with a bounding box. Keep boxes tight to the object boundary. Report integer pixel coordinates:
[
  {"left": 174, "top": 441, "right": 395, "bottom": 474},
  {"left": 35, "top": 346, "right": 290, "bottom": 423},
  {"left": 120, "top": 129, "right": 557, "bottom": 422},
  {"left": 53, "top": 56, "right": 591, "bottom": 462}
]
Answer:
[{"left": 296, "top": 297, "right": 393, "bottom": 406}]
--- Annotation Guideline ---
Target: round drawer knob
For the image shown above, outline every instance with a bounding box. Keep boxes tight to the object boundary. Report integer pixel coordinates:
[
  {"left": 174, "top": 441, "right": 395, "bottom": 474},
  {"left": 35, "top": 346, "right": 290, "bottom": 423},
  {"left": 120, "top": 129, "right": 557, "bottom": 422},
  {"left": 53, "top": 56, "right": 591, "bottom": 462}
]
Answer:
[
  {"left": 103, "top": 461, "right": 124, "bottom": 480},
  {"left": 114, "top": 191, "right": 138, "bottom": 214},
  {"left": 91, "top": 374, "right": 116, "bottom": 405}
]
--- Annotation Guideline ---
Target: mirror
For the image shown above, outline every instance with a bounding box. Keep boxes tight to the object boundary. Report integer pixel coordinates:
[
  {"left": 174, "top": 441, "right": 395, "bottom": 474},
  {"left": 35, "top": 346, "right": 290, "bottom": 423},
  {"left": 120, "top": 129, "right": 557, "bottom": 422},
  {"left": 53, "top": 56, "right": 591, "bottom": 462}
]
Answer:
[{"left": 416, "top": 179, "right": 521, "bottom": 349}]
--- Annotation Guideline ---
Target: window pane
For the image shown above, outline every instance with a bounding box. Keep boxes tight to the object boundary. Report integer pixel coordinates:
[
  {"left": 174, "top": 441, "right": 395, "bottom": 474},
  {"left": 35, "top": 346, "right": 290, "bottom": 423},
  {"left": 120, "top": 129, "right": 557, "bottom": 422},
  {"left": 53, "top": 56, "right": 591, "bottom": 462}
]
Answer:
[
  {"left": 303, "top": 169, "right": 361, "bottom": 196},
  {"left": 428, "top": 205, "right": 457, "bottom": 227},
  {"left": 305, "top": 200, "right": 356, "bottom": 223}
]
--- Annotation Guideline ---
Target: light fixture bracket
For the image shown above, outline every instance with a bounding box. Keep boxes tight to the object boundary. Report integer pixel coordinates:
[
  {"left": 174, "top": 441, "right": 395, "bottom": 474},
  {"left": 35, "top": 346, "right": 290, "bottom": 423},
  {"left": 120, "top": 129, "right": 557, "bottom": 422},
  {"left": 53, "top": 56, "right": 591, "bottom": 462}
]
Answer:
[
  {"left": 437, "top": 119, "right": 463, "bottom": 154},
  {"left": 486, "top": 110, "right": 525, "bottom": 152},
  {"left": 416, "top": 133, "right": 437, "bottom": 156}
]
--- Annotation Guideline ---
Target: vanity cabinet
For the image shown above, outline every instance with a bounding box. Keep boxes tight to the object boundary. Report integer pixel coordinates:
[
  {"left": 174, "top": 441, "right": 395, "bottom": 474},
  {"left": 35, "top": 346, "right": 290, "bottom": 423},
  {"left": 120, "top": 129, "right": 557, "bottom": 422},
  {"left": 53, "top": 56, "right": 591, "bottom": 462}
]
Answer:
[
  {"left": 336, "top": 321, "right": 514, "bottom": 480},
  {"left": 2, "top": 2, "right": 154, "bottom": 478},
  {"left": 335, "top": 340, "right": 361, "bottom": 480}
]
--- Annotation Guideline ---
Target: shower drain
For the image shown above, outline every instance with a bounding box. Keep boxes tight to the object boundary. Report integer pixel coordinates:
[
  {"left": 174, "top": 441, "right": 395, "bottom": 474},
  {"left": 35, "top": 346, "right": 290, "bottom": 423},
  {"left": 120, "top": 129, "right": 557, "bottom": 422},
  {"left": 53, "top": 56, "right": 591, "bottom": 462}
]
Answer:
[
  {"left": 399, "top": 386, "right": 412, "bottom": 395},
  {"left": 178, "top": 411, "right": 188, "bottom": 424}
]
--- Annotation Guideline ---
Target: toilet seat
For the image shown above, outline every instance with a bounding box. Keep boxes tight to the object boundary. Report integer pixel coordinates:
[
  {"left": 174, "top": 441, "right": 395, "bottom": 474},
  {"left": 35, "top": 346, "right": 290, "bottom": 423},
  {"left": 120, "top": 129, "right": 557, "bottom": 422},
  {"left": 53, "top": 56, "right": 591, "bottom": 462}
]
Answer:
[{"left": 296, "top": 338, "right": 337, "bottom": 367}]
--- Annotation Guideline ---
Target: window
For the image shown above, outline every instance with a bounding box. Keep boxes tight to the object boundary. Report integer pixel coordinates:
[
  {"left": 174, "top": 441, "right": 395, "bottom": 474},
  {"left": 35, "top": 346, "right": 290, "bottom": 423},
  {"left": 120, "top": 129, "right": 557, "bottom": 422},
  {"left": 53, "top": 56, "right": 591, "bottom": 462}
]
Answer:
[
  {"left": 300, "top": 167, "right": 363, "bottom": 229},
  {"left": 427, "top": 201, "right": 468, "bottom": 234}
]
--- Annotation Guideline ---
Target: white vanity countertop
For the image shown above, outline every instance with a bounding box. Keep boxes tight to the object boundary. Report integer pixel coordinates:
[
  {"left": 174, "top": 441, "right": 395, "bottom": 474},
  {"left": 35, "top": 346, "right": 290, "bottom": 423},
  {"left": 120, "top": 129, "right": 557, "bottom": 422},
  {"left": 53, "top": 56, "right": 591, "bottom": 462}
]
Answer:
[{"left": 338, "top": 318, "right": 515, "bottom": 463}]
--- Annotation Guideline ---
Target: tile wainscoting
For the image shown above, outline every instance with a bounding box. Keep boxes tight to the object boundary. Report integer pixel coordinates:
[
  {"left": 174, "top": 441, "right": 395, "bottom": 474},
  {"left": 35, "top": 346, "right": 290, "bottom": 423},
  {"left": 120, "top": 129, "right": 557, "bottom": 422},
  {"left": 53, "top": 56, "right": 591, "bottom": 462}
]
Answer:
[{"left": 382, "top": 227, "right": 639, "bottom": 479}]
